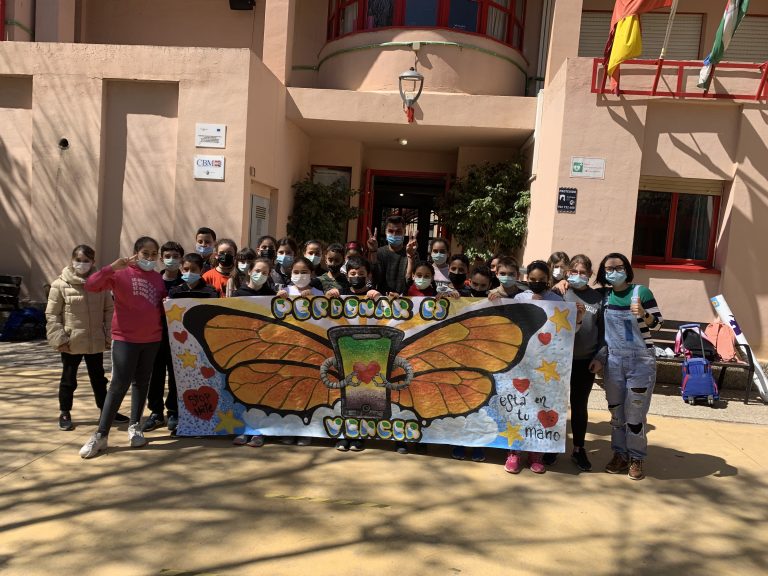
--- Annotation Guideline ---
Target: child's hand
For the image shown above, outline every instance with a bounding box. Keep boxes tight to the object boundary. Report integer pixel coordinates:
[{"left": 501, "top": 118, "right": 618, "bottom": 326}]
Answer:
[
  {"left": 110, "top": 255, "right": 137, "bottom": 271},
  {"left": 631, "top": 300, "right": 645, "bottom": 317},
  {"left": 589, "top": 359, "right": 603, "bottom": 373},
  {"left": 576, "top": 302, "right": 586, "bottom": 324},
  {"left": 366, "top": 289, "right": 381, "bottom": 299},
  {"left": 300, "top": 289, "right": 314, "bottom": 298},
  {"left": 276, "top": 289, "right": 288, "bottom": 298},
  {"left": 551, "top": 279, "right": 569, "bottom": 295},
  {"left": 57, "top": 343, "right": 71, "bottom": 353},
  {"left": 325, "top": 288, "right": 340, "bottom": 298},
  {"left": 387, "top": 291, "right": 400, "bottom": 298},
  {"left": 488, "top": 290, "right": 502, "bottom": 301}
]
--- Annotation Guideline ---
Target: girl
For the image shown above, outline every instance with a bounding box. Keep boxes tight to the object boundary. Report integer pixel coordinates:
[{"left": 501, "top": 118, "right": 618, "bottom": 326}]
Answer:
[
  {"left": 303, "top": 240, "right": 324, "bottom": 273},
  {"left": 406, "top": 261, "right": 437, "bottom": 297},
  {"left": 279, "top": 256, "right": 324, "bottom": 298},
  {"left": 340, "top": 241, "right": 362, "bottom": 274},
  {"left": 46, "top": 245, "right": 121, "bottom": 431},
  {"left": 514, "top": 260, "right": 564, "bottom": 303},
  {"left": 79, "top": 237, "right": 167, "bottom": 458},
  {"left": 226, "top": 247, "right": 256, "bottom": 297},
  {"left": 594, "top": 253, "right": 663, "bottom": 481},
  {"left": 273, "top": 237, "right": 297, "bottom": 287},
  {"left": 547, "top": 251, "right": 570, "bottom": 288},
  {"left": 427, "top": 237, "right": 451, "bottom": 293},
  {"left": 233, "top": 258, "right": 277, "bottom": 297},
  {"left": 487, "top": 254, "right": 502, "bottom": 289},
  {"left": 202, "top": 238, "right": 238, "bottom": 297},
  {"left": 318, "top": 243, "right": 349, "bottom": 293}
]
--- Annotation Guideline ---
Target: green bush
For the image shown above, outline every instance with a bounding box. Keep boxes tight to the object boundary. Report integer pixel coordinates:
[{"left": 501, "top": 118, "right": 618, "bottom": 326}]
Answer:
[{"left": 287, "top": 174, "right": 361, "bottom": 245}]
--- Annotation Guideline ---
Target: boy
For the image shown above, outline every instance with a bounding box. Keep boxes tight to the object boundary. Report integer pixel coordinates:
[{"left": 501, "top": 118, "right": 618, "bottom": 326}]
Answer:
[
  {"left": 488, "top": 256, "right": 524, "bottom": 300},
  {"left": 368, "top": 216, "right": 416, "bottom": 296},
  {"left": 195, "top": 227, "right": 216, "bottom": 273},
  {"left": 169, "top": 253, "right": 220, "bottom": 299}
]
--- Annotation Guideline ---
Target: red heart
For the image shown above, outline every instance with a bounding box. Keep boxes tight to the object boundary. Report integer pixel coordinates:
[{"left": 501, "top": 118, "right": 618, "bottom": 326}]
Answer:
[
  {"left": 173, "top": 330, "right": 188, "bottom": 344},
  {"left": 183, "top": 386, "right": 219, "bottom": 421},
  {"left": 513, "top": 378, "right": 530, "bottom": 393},
  {"left": 353, "top": 361, "right": 381, "bottom": 383},
  {"left": 538, "top": 333, "right": 552, "bottom": 345},
  {"left": 538, "top": 410, "right": 559, "bottom": 428},
  {"left": 200, "top": 366, "right": 215, "bottom": 379}
]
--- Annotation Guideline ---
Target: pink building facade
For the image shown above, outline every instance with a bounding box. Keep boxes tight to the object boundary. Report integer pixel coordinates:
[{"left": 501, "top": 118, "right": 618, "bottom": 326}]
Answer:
[{"left": 1, "top": 0, "right": 767, "bottom": 358}]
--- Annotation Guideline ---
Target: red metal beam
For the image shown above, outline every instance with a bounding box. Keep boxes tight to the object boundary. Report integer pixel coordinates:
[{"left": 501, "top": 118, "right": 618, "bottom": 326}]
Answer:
[{"left": 0, "top": 0, "right": 6, "bottom": 41}]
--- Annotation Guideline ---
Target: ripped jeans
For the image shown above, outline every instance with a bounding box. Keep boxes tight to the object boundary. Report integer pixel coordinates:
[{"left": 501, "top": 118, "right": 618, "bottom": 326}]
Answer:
[{"left": 604, "top": 350, "right": 656, "bottom": 460}]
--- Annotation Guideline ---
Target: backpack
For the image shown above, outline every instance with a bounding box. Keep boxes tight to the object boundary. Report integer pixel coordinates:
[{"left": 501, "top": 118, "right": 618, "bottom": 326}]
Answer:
[
  {"left": 674, "top": 325, "right": 719, "bottom": 361},
  {"left": 704, "top": 321, "right": 739, "bottom": 363}
]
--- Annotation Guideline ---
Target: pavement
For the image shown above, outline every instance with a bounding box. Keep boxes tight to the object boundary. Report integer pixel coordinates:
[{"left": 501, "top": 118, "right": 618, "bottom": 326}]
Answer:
[{"left": 1, "top": 341, "right": 767, "bottom": 576}]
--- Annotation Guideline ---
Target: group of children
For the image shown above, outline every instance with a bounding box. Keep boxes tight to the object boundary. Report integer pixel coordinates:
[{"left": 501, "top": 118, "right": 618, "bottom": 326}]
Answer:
[{"left": 45, "top": 214, "right": 663, "bottom": 481}]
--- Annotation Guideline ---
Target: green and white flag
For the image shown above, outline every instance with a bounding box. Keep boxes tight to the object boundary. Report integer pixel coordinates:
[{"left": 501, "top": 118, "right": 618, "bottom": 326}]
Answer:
[{"left": 698, "top": 0, "right": 750, "bottom": 89}]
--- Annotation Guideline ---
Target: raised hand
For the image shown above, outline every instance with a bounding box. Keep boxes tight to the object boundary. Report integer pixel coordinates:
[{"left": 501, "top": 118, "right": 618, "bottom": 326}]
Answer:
[
  {"left": 366, "top": 227, "right": 379, "bottom": 252},
  {"left": 405, "top": 231, "right": 418, "bottom": 258},
  {"left": 110, "top": 254, "right": 137, "bottom": 271}
]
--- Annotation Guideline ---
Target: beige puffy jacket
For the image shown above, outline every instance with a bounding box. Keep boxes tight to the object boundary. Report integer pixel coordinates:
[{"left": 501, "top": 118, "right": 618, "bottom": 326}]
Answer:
[{"left": 45, "top": 266, "right": 113, "bottom": 355}]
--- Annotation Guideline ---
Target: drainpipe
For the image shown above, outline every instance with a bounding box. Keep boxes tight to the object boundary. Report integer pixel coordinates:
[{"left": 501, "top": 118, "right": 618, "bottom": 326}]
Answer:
[{"left": 1, "top": 0, "right": 6, "bottom": 41}]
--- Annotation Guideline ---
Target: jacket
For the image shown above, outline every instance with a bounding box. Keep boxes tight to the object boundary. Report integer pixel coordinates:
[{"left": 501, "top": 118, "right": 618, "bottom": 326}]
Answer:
[{"left": 45, "top": 265, "right": 113, "bottom": 354}]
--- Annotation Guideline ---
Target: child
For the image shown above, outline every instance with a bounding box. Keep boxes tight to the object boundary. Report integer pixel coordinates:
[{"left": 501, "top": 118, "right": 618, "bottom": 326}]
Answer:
[
  {"left": 318, "top": 243, "right": 349, "bottom": 293},
  {"left": 233, "top": 258, "right": 277, "bottom": 297},
  {"left": 406, "top": 260, "right": 437, "bottom": 297},
  {"left": 487, "top": 254, "right": 502, "bottom": 289},
  {"left": 46, "top": 244, "right": 123, "bottom": 431},
  {"left": 195, "top": 227, "right": 216, "bottom": 272},
  {"left": 78, "top": 237, "right": 167, "bottom": 458},
  {"left": 226, "top": 247, "right": 257, "bottom": 297},
  {"left": 548, "top": 251, "right": 570, "bottom": 288},
  {"left": 303, "top": 240, "right": 323, "bottom": 272},
  {"left": 143, "top": 241, "right": 185, "bottom": 433},
  {"left": 514, "top": 260, "right": 564, "bottom": 303},
  {"left": 168, "top": 253, "right": 219, "bottom": 299},
  {"left": 488, "top": 256, "right": 523, "bottom": 300},
  {"left": 278, "top": 256, "right": 324, "bottom": 298},
  {"left": 202, "top": 238, "right": 238, "bottom": 297},
  {"left": 426, "top": 237, "right": 451, "bottom": 293},
  {"left": 468, "top": 265, "right": 493, "bottom": 297},
  {"left": 273, "top": 237, "right": 297, "bottom": 287},
  {"left": 340, "top": 241, "right": 362, "bottom": 274},
  {"left": 256, "top": 235, "right": 277, "bottom": 262},
  {"left": 447, "top": 254, "right": 471, "bottom": 296}
]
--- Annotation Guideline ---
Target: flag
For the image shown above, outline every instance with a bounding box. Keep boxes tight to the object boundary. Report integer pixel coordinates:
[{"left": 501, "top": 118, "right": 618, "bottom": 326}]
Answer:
[
  {"left": 604, "top": 0, "right": 673, "bottom": 91},
  {"left": 698, "top": 0, "right": 751, "bottom": 89}
]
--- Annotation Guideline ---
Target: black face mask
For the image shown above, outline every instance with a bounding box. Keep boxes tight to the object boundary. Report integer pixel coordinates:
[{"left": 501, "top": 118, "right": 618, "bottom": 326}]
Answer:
[
  {"left": 470, "top": 289, "right": 489, "bottom": 297},
  {"left": 528, "top": 281, "right": 549, "bottom": 294},
  {"left": 259, "top": 248, "right": 276, "bottom": 260},
  {"left": 328, "top": 264, "right": 342, "bottom": 274},
  {"left": 449, "top": 272, "right": 467, "bottom": 287},
  {"left": 348, "top": 276, "right": 366, "bottom": 289},
  {"left": 217, "top": 253, "right": 234, "bottom": 267}
]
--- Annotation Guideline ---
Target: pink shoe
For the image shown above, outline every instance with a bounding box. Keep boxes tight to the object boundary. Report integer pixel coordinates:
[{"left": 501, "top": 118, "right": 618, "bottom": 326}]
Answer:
[
  {"left": 504, "top": 451, "right": 521, "bottom": 474},
  {"left": 529, "top": 452, "right": 546, "bottom": 474}
]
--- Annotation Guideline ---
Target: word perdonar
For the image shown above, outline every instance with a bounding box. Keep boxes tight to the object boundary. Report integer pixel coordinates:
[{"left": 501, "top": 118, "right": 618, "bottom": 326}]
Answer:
[{"left": 271, "top": 295, "right": 451, "bottom": 322}]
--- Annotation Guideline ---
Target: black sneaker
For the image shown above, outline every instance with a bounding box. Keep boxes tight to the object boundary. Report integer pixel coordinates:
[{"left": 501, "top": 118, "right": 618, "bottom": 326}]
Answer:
[
  {"left": 140, "top": 412, "right": 164, "bottom": 432},
  {"left": 113, "top": 412, "right": 130, "bottom": 423},
  {"left": 59, "top": 411, "right": 73, "bottom": 431},
  {"left": 335, "top": 439, "right": 350, "bottom": 452},
  {"left": 349, "top": 440, "right": 365, "bottom": 452},
  {"left": 395, "top": 442, "right": 408, "bottom": 454},
  {"left": 571, "top": 447, "right": 593, "bottom": 472},
  {"left": 167, "top": 413, "right": 178, "bottom": 432},
  {"left": 542, "top": 452, "right": 558, "bottom": 466}
]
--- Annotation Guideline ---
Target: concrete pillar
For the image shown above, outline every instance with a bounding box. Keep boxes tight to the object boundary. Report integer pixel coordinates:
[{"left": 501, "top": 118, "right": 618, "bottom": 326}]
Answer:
[
  {"left": 35, "top": 0, "right": 75, "bottom": 43},
  {"left": 544, "top": 0, "right": 583, "bottom": 87},
  {"left": 262, "top": 0, "right": 296, "bottom": 84}
]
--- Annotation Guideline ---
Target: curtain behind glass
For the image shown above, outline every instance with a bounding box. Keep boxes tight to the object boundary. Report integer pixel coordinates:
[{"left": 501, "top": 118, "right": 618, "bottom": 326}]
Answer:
[{"left": 487, "top": 0, "right": 511, "bottom": 41}]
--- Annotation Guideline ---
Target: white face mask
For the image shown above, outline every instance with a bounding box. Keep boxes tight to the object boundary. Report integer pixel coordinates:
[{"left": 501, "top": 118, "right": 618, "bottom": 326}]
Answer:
[
  {"left": 72, "top": 261, "right": 92, "bottom": 275},
  {"left": 237, "top": 262, "right": 248, "bottom": 273},
  {"left": 250, "top": 271, "right": 267, "bottom": 288},
  {"left": 291, "top": 272, "right": 311, "bottom": 289},
  {"left": 431, "top": 252, "right": 448, "bottom": 266},
  {"left": 552, "top": 267, "right": 563, "bottom": 281},
  {"left": 305, "top": 254, "right": 321, "bottom": 266},
  {"left": 163, "top": 258, "right": 181, "bottom": 271}
]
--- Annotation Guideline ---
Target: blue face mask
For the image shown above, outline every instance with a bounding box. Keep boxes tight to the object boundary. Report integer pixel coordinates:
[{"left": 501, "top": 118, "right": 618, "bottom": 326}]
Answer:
[
  {"left": 196, "top": 245, "right": 213, "bottom": 256},
  {"left": 386, "top": 234, "right": 404, "bottom": 247},
  {"left": 182, "top": 272, "right": 201, "bottom": 284},
  {"left": 276, "top": 254, "right": 293, "bottom": 268},
  {"left": 605, "top": 271, "right": 627, "bottom": 286},
  {"left": 567, "top": 274, "right": 588, "bottom": 289},
  {"left": 137, "top": 259, "right": 156, "bottom": 272},
  {"left": 497, "top": 275, "right": 516, "bottom": 288}
]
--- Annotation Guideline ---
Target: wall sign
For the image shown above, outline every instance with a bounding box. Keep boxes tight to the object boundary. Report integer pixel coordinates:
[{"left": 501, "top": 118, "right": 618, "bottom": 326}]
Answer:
[
  {"left": 570, "top": 156, "right": 605, "bottom": 179},
  {"left": 195, "top": 123, "right": 227, "bottom": 148},
  {"left": 194, "top": 155, "right": 225, "bottom": 181},
  {"left": 557, "top": 187, "right": 577, "bottom": 213}
]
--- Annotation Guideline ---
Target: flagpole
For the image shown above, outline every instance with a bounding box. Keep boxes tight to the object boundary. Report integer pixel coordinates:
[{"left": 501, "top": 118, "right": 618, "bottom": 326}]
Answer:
[{"left": 652, "top": 0, "right": 680, "bottom": 95}]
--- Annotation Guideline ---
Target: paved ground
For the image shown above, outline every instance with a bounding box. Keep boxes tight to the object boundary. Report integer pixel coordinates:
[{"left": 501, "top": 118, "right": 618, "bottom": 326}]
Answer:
[{"left": 1, "top": 342, "right": 767, "bottom": 576}]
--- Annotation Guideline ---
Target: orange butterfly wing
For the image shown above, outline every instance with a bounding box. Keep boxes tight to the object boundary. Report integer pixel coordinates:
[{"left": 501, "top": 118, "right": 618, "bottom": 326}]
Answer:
[
  {"left": 183, "top": 304, "right": 338, "bottom": 413},
  {"left": 391, "top": 303, "right": 547, "bottom": 420}
]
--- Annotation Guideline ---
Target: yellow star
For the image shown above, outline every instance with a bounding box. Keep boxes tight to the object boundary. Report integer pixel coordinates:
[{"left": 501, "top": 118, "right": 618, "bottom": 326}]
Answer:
[
  {"left": 549, "top": 307, "right": 572, "bottom": 333},
  {"left": 177, "top": 350, "right": 197, "bottom": 369},
  {"left": 536, "top": 359, "right": 560, "bottom": 383},
  {"left": 498, "top": 422, "right": 525, "bottom": 447},
  {"left": 214, "top": 409, "right": 244, "bottom": 434},
  {"left": 166, "top": 304, "right": 185, "bottom": 324}
]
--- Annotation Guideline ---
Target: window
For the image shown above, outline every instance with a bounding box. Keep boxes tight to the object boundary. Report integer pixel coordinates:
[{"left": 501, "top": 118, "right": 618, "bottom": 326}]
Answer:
[
  {"left": 327, "top": 0, "right": 526, "bottom": 50},
  {"left": 632, "top": 186, "right": 720, "bottom": 266}
]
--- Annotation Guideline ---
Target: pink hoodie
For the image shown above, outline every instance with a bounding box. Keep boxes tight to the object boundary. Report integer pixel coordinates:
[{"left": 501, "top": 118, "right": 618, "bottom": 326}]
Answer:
[{"left": 85, "top": 265, "right": 167, "bottom": 343}]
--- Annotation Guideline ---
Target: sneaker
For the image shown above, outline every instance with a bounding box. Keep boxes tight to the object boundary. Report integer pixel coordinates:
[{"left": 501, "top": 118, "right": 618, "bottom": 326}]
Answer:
[
  {"left": 59, "top": 411, "right": 73, "bottom": 431},
  {"left": 628, "top": 458, "right": 645, "bottom": 480},
  {"left": 113, "top": 412, "right": 129, "bottom": 423},
  {"left": 571, "top": 447, "right": 593, "bottom": 472},
  {"left": 349, "top": 440, "right": 365, "bottom": 452},
  {"left": 232, "top": 434, "right": 248, "bottom": 446},
  {"left": 504, "top": 451, "right": 521, "bottom": 474},
  {"left": 542, "top": 452, "right": 558, "bottom": 466},
  {"left": 296, "top": 436, "right": 312, "bottom": 446},
  {"left": 605, "top": 452, "right": 630, "bottom": 474},
  {"left": 451, "top": 446, "right": 466, "bottom": 460},
  {"left": 335, "top": 439, "right": 350, "bottom": 452},
  {"left": 471, "top": 447, "right": 486, "bottom": 462},
  {"left": 529, "top": 452, "right": 546, "bottom": 474},
  {"left": 246, "top": 435, "right": 265, "bottom": 447},
  {"left": 140, "top": 412, "right": 164, "bottom": 432},
  {"left": 395, "top": 442, "right": 408, "bottom": 454},
  {"left": 167, "top": 413, "right": 178, "bottom": 432},
  {"left": 128, "top": 424, "right": 148, "bottom": 448},
  {"left": 79, "top": 432, "right": 107, "bottom": 459}
]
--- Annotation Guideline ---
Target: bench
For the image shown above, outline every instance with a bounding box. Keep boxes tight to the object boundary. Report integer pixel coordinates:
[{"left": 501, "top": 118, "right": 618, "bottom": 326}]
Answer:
[
  {"left": 654, "top": 319, "right": 756, "bottom": 404},
  {"left": 0, "top": 275, "right": 22, "bottom": 312}
]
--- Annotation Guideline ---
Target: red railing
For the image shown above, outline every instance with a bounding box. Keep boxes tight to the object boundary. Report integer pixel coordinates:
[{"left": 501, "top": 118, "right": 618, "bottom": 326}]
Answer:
[{"left": 590, "top": 58, "right": 768, "bottom": 101}]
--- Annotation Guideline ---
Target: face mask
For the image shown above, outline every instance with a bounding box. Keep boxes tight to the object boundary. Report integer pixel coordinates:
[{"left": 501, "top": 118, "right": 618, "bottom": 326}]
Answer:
[
  {"left": 528, "top": 281, "right": 548, "bottom": 294},
  {"left": 552, "top": 267, "right": 563, "bottom": 281},
  {"left": 605, "top": 271, "right": 627, "bottom": 286},
  {"left": 414, "top": 277, "right": 432, "bottom": 290},
  {"left": 260, "top": 248, "right": 276, "bottom": 260},
  {"left": 164, "top": 258, "right": 181, "bottom": 271},
  {"left": 497, "top": 274, "right": 516, "bottom": 288},
  {"left": 305, "top": 254, "right": 321, "bottom": 266},
  {"left": 471, "top": 289, "right": 489, "bottom": 297},
  {"left": 386, "top": 234, "right": 404, "bottom": 247},
  {"left": 328, "top": 263, "right": 342, "bottom": 274},
  {"left": 348, "top": 276, "right": 366, "bottom": 289},
  {"left": 72, "top": 261, "right": 92, "bottom": 275},
  {"left": 196, "top": 245, "right": 213, "bottom": 256},
  {"left": 449, "top": 272, "right": 466, "bottom": 286},
  {"left": 291, "top": 272, "right": 311, "bottom": 288},
  {"left": 237, "top": 262, "right": 248, "bottom": 273},
  {"left": 137, "top": 259, "right": 156, "bottom": 272},
  {"left": 276, "top": 254, "right": 294, "bottom": 268},
  {"left": 431, "top": 252, "right": 447, "bottom": 266},
  {"left": 182, "top": 272, "right": 201, "bottom": 285},
  {"left": 250, "top": 272, "right": 267, "bottom": 288},
  {"left": 567, "top": 274, "right": 588, "bottom": 289},
  {"left": 217, "top": 252, "right": 234, "bottom": 267}
]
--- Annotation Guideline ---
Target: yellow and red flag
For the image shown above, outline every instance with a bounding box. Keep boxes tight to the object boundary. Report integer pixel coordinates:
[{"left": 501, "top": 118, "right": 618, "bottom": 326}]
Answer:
[{"left": 604, "top": 0, "right": 673, "bottom": 91}]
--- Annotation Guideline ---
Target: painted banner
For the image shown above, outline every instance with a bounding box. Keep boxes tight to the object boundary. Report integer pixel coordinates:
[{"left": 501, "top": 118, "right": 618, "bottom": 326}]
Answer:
[{"left": 165, "top": 296, "right": 576, "bottom": 452}]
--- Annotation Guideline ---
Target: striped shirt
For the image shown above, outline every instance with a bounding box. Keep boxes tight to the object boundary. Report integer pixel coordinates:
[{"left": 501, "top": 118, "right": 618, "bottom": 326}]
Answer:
[{"left": 605, "top": 284, "right": 663, "bottom": 349}]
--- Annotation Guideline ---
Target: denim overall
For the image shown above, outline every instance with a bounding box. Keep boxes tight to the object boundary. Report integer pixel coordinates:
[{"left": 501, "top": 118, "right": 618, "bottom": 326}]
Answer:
[{"left": 603, "top": 286, "right": 656, "bottom": 460}]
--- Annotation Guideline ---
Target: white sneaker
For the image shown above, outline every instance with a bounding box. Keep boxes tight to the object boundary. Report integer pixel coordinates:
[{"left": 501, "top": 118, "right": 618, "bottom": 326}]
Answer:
[
  {"left": 80, "top": 432, "right": 107, "bottom": 459},
  {"left": 128, "top": 424, "right": 148, "bottom": 448}
]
